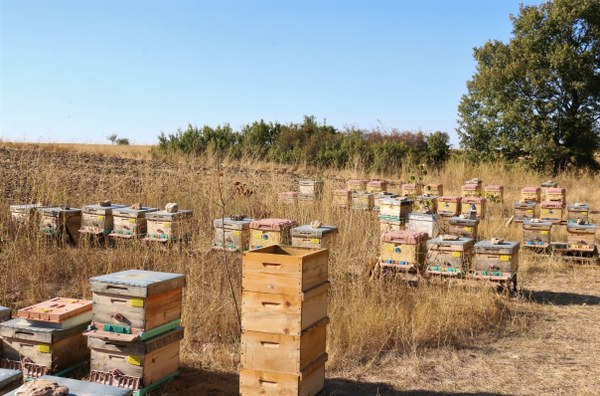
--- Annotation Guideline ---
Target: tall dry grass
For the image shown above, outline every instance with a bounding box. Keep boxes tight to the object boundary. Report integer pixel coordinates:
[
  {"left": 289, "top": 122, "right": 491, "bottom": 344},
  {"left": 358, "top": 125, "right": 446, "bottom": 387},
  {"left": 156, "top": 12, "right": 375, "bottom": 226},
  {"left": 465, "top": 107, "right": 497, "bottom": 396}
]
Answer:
[{"left": 0, "top": 144, "right": 597, "bottom": 378}]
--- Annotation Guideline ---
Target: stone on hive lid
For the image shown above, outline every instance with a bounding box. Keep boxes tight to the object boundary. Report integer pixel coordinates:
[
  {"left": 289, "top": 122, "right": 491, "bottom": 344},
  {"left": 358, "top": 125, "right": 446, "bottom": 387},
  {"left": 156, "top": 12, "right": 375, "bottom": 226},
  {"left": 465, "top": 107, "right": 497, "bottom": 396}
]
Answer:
[
  {"left": 130, "top": 202, "right": 142, "bottom": 210},
  {"left": 165, "top": 202, "right": 179, "bottom": 213},
  {"left": 491, "top": 237, "right": 504, "bottom": 245},
  {"left": 310, "top": 220, "right": 322, "bottom": 228},
  {"left": 98, "top": 200, "right": 111, "bottom": 207}
]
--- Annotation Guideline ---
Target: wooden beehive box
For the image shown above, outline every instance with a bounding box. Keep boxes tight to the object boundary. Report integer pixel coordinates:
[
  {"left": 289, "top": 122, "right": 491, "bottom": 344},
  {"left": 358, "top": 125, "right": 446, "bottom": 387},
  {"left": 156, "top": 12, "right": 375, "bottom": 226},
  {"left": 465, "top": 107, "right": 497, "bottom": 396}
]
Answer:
[
  {"left": 87, "top": 270, "right": 185, "bottom": 335},
  {"left": 0, "top": 369, "right": 22, "bottom": 394},
  {"left": 484, "top": 185, "right": 504, "bottom": 203},
  {"left": 16, "top": 297, "right": 92, "bottom": 330},
  {"left": 80, "top": 203, "right": 127, "bottom": 236},
  {"left": 426, "top": 236, "right": 474, "bottom": 276},
  {"left": 407, "top": 213, "right": 439, "bottom": 238},
  {"left": 39, "top": 207, "right": 81, "bottom": 242},
  {"left": 539, "top": 201, "right": 564, "bottom": 224},
  {"left": 0, "top": 306, "right": 10, "bottom": 322},
  {"left": 521, "top": 187, "right": 541, "bottom": 203},
  {"left": 0, "top": 319, "right": 89, "bottom": 377},
  {"left": 249, "top": 219, "right": 297, "bottom": 250},
  {"left": 351, "top": 192, "right": 374, "bottom": 210},
  {"left": 212, "top": 217, "right": 253, "bottom": 252},
  {"left": 380, "top": 230, "right": 428, "bottom": 272},
  {"left": 378, "top": 198, "right": 411, "bottom": 222},
  {"left": 567, "top": 203, "right": 590, "bottom": 223},
  {"left": 401, "top": 183, "right": 422, "bottom": 198},
  {"left": 108, "top": 206, "right": 158, "bottom": 239},
  {"left": 461, "top": 197, "right": 487, "bottom": 219},
  {"left": 279, "top": 192, "right": 299, "bottom": 205},
  {"left": 514, "top": 201, "right": 537, "bottom": 222},
  {"left": 465, "top": 178, "right": 483, "bottom": 188},
  {"left": 473, "top": 240, "right": 519, "bottom": 280},
  {"left": 240, "top": 354, "right": 327, "bottom": 396},
  {"left": 522, "top": 219, "right": 552, "bottom": 248},
  {"left": 87, "top": 326, "right": 183, "bottom": 390},
  {"left": 461, "top": 184, "right": 481, "bottom": 197},
  {"left": 332, "top": 189, "right": 351, "bottom": 209},
  {"left": 425, "top": 183, "right": 443, "bottom": 196},
  {"left": 144, "top": 209, "right": 193, "bottom": 242},
  {"left": 6, "top": 376, "right": 133, "bottom": 396},
  {"left": 366, "top": 179, "right": 387, "bottom": 193},
  {"left": 379, "top": 219, "right": 405, "bottom": 233},
  {"left": 241, "top": 318, "right": 327, "bottom": 375},
  {"left": 540, "top": 181, "right": 558, "bottom": 197},
  {"left": 347, "top": 179, "right": 368, "bottom": 191},
  {"left": 299, "top": 180, "right": 324, "bottom": 199},
  {"left": 545, "top": 187, "right": 566, "bottom": 204},
  {"left": 9, "top": 204, "right": 43, "bottom": 224},
  {"left": 291, "top": 225, "right": 338, "bottom": 249},
  {"left": 413, "top": 195, "right": 438, "bottom": 214},
  {"left": 566, "top": 223, "right": 597, "bottom": 251},
  {"left": 448, "top": 217, "right": 479, "bottom": 239},
  {"left": 438, "top": 196, "right": 462, "bottom": 216},
  {"left": 373, "top": 192, "right": 397, "bottom": 211}
]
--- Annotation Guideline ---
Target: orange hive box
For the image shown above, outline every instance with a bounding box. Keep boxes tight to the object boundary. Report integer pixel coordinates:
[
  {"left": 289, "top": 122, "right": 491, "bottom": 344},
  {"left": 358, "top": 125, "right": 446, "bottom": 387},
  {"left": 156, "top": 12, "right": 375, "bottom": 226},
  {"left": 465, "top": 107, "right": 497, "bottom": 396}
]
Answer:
[{"left": 17, "top": 298, "right": 92, "bottom": 327}]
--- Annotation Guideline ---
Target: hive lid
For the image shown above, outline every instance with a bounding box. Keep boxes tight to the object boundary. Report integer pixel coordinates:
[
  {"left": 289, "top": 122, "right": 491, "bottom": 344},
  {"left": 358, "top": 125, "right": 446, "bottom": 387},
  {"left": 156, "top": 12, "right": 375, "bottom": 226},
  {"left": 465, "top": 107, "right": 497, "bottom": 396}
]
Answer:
[
  {"left": 546, "top": 187, "right": 566, "bottom": 193},
  {"left": 567, "top": 203, "right": 590, "bottom": 210},
  {"left": 514, "top": 201, "right": 537, "bottom": 207},
  {"left": 213, "top": 217, "right": 254, "bottom": 228},
  {"left": 367, "top": 179, "right": 386, "bottom": 185},
  {"left": 16, "top": 297, "right": 92, "bottom": 323},
  {"left": 40, "top": 207, "right": 81, "bottom": 216},
  {"left": 348, "top": 179, "right": 368, "bottom": 183},
  {"left": 381, "top": 229, "right": 428, "bottom": 244},
  {"left": 438, "top": 196, "right": 462, "bottom": 202},
  {"left": 145, "top": 209, "right": 193, "bottom": 220},
  {"left": 567, "top": 222, "right": 597, "bottom": 230},
  {"left": 462, "top": 196, "right": 486, "bottom": 203},
  {"left": 522, "top": 186, "right": 540, "bottom": 192},
  {"left": 540, "top": 181, "right": 558, "bottom": 187},
  {"left": 523, "top": 218, "right": 553, "bottom": 227},
  {"left": 113, "top": 206, "right": 158, "bottom": 215},
  {"left": 299, "top": 180, "right": 323, "bottom": 185},
  {"left": 375, "top": 192, "right": 397, "bottom": 198},
  {"left": 448, "top": 217, "right": 479, "bottom": 226},
  {"left": 402, "top": 183, "right": 420, "bottom": 188},
  {"left": 407, "top": 213, "right": 439, "bottom": 221},
  {"left": 0, "top": 368, "right": 22, "bottom": 389},
  {"left": 540, "top": 201, "right": 563, "bottom": 208},
  {"left": 250, "top": 218, "right": 297, "bottom": 231},
  {"left": 475, "top": 240, "right": 520, "bottom": 252},
  {"left": 428, "top": 236, "right": 474, "bottom": 246},
  {"left": 380, "top": 197, "right": 411, "bottom": 205},
  {"left": 82, "top": 203, "right": 127, "bottom": 212},
  {"left": 90, "top": 270, "right": 186, "bottom": 297},
  {"left": 0, "top": 319, "right": 89, "bottom": 343},
  {"left": 291, "top": 224, "right": 338, "bottom": 238},
  {"left": 462, "top": 183, "right": 479, "bottom": 189},
  {"left": 9, "top": 203, "right": 42, "bottom": 212},
  {"left": 4, "top": 376, "right": 133, "bottom": 396},
  {"left": 485, "top": 185, "right": 504, "bottom": 190}
]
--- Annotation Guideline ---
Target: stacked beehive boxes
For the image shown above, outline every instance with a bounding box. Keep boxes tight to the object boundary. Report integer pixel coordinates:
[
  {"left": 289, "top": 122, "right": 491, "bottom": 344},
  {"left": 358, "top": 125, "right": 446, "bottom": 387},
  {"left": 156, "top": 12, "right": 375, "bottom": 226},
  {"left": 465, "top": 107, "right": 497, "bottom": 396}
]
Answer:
[
  {"left": 249, "top": 219, "right": 297, "bottom": 250},
  {"left": 108, "top": 206, "right": 158, "bottom": 240},
  {"left": 461, "top": 197, "right": 486, "bottom": 219},
  {"left": 401, "top": 183, "right": 422, "bottom": 198},
  {"left": 472, "top": 240, "right": 519, "bottom": 282},
  {"left": 347, "top": 179, "right": 368, "bottom": 191},
  {"left": 426, "top": 235, "right": 474, "bottom": 277},
  {"left": 438, "top": 196, "right": 462, "bottom": 229},
  {"left": 85, "top": 270, "right": 185, "bottom": 392},
  {"left": 240, "top": 246, "right": 329, "bottom": 396},
  {"left": 299, "top": 180, "right": 324, "bottom": 202},
  {"left": 540, "top": 187, "right": 566, "bottom": 224},
  {"left": 425, "top": 183, "right": 443, "bottom": 196},
  {"left": 448, "top": 216, "right": 479, "bottom": 239},
  {"left": 79, "top": 202, "right": 127, "bottom": 239},
  {"left": 378, "top": 198, "right": 411, "bottom": 232},
  {"left": 9, "top": 204, "right": 43, "bottom": 224},
  {"left": 407, "top": 213, "right": 439, "bottom": 238},
  {"left": 566, "top": 222, "right": 597, "bottom": 252},
  {"left": 379, "top": 230, "right": 428, "bottom": 273},
  {"left": 332, "top": 189, "right": 351, "bottom": 209},
  {"left": 212, "top": 216, "right": 254, "bottom": 252},
  {"left": 513, "top": 201, "right": 537, "bottom": 222},
  {"left": 279, "top": 192, "right": 299, "bottom": 205},
  {"left": 366, "top": 179, "right": 387, "bottom": 193},
  {"left": 484, "top": 185, "right": 504, "bottom": 203},
  {"left": 522, "top": 219, "right": 552, "bottom": 248},
  {"left": 567, "top": 203, "right": 590, "bottom": 223},
  {"left": 0, "top": 298, "right": 91, "bottom": 377},
  {"left": 39, "top": 206, "right": 82, "bottom": 243},
  {"left": 291, "top": 224, "right": 338, "bottom": 249},
  {"left": 351, "top": 192, "right": 374, "bottom": 210},
  {"left": 144, "top": 204, "right": 193, "bottom": 243},
  {"left": 0, "top": 368, "right": 22, "bottom": 394}
]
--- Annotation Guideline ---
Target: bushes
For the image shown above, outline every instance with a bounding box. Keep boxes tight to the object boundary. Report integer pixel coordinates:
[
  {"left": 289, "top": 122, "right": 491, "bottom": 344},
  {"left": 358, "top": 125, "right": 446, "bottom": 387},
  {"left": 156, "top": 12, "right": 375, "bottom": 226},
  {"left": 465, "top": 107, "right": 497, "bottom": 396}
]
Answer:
[{"left": 156, "top": 116, "right": 451, "bottom": 172}]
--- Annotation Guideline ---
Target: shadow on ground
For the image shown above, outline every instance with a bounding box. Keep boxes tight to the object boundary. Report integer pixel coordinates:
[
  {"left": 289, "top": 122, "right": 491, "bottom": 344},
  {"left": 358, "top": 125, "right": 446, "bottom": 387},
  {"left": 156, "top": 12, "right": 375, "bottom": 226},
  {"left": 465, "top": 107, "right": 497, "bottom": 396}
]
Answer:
[
  {"left": 523, "top": 289, "right": 600, "bottom": 306},
  {"left": 326, "top": 378, "right": 509, "bottom": 395}
]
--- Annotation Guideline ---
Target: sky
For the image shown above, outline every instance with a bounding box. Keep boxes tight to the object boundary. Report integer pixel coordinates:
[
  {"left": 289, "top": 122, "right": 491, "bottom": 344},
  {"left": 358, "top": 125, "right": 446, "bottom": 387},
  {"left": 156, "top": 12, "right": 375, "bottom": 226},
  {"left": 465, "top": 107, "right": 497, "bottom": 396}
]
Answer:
[{"left": 0, "top": 0, "right": 547, "bottom": 146}]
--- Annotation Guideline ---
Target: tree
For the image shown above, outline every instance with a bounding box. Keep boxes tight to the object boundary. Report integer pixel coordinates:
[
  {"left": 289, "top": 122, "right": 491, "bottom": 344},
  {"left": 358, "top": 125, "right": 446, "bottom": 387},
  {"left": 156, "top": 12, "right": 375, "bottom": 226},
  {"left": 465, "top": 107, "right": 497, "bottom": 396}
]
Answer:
[
  {"left": 107, "top": 133, "right": 118, "bottom": 145},
  {"left": 115, "top": 138, "right": 130, "bottom": 145},
  {"left": 457, "top": 0, "right": 600, "bottom": 173},
  {"left": 425, "top": 131, "right": 451, "bottom": 168}
]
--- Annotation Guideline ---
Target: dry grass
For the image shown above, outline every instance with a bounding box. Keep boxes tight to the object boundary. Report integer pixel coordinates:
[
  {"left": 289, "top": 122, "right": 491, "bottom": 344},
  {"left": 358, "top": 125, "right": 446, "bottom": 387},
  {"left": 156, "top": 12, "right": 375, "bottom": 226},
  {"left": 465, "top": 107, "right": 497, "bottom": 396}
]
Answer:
[{"left": 1, "top": 143, "right": 599, "bottom": 395}]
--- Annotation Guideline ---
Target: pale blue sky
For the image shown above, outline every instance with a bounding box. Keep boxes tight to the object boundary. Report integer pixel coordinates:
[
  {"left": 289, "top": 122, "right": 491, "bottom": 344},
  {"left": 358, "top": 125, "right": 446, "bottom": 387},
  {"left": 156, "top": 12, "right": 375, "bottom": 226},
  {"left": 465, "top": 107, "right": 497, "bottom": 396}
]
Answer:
[{"left": 0, "top": 0, "right": 545, "bottom": 146}]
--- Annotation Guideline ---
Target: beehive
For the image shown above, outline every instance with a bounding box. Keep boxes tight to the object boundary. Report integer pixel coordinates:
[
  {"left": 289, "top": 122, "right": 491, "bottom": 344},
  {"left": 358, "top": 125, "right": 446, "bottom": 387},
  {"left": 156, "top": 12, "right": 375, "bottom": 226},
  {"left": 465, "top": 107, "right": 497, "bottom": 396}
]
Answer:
[
  {"left": 332, "top": 189, "right": 351, "bottom": 209},
  {"left": 351, "top": 192, "right": 374, "bottom": 210},
  {"left": 212, "top": 217, "right": 253, "bottom": 252},
  {"left": 299, "top": 180, "right": 324, "bottom": 200},
  {"left": 437, "top": 196, "right": 462, "bottom": 217},
  {"left": 540, "top": 181, "right": 558, "bottom": 197},
  {"left": 521, "top": 187, "right": 541, "bottom": 203},
  {"left": 347, "top": 179, "right": 368, "bottom": 191},
  {"left": 522, "top": 219, "right": 552, "bottom": 248},
  {"left": 291, "top": 225, "right": 338, "bottom": 249},
  {"left": 380, "top": 230, "right": 428, "bottom": 272},
  {"left": 0, "top": 306, "right": 10, "bottom": 322},
  {"left": 0, "top": 369, "right": 22, "bottom": 394},
  {"left": 108, "top": 206, "right": 158, "bottom": 239},
  {"left": 4, "top": 376, "right": 133, "bottom": 396},
  {"left": 366, "top": 179, "right": 387, "bottom": 193},
  {"left": 484, "top": 185, "right": 504, "bottom": 203},
  {"left": 465, "top": 178, "right": 483, "bottom": 188},
  {"left": 373, "top": 192, "right": 397, "bottom": 211},
  {"left": 15, "top": 297, "right": 92, "bottom": 330},
  {"left": 79, "top": 203, "right": 127, "bottom": 236},
  {"left": 448, "top": 217, "right": 479, "bottom": 239},
  {"left": 39, "top": 207, "right": 82, "bottom": 243},
  {"left": 513, "top": 201, "right": 537, "bottom": 222},
  {"left": 413, "top": 195, "right": 438, "bottom": 214},
  {"left": 401, "top": 183, "right": 422, "bottom": 198},
  {"left": 539, "top": 201, "right": 564, "bottom": 224},
  {"left": 278, "top": 192, "right": 298, "bottom": 205},
  {"left": 87, "top": 326, "right": 184, "bottom": 390},
  {"left": 426, "top": 236, "right": 474, "bottom": 276},
  {"left": 425, "top": 183, "right": 443, "bottom": 196},
  {"left": 379, "top": 220, "right": 405, "bottom": 233},
  {"left": 0, "top": 319, "right": 89, "bottom": 377},
  {"left": 87, "top": 270, "right": 185, "bottom": 335},
  {"left": 566, "top": 222, "right": 597, "bottom": 251},
  {"left": 567, "top": 203, "right": 590, "bottom": 223},
  {"left": 545, "top": 187, "right": 566, "bottom": 204},
  {"left": 144, "top": 208, "right": 193, "bottom": 242},
  {"left": 378, "top": 198, "right": 411, "bottom": 223},
  {"left": 9, "top": 204, "right": 43, "bottom": 224},
  {"left": 249, "top": 219, "right": 296, "bottom": 250},
  {"left": 461, "top": 197, "right": 487, "bottom": 219},
  {"left": 407, "top": 213, "right": 439, "bottom": 238},
  {"left": 473, "top": 240, "right": 520, "bottom": 280},
  {"left": 461, "top": 184, "right": 481, "bottom": 197}
]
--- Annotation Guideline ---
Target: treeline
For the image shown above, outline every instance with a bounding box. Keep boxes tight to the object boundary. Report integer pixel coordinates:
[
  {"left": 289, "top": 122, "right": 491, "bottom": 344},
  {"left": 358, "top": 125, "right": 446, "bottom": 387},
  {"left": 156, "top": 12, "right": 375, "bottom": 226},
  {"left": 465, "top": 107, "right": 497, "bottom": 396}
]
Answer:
[{"left": 155, "top": 116, "right": 451, "bottom": 172}]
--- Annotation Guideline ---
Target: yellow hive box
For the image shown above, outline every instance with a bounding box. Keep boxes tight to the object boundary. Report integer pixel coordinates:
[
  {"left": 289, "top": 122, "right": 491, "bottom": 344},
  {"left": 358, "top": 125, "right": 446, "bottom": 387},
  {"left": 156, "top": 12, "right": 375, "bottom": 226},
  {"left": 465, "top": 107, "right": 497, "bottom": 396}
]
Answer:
[
  {"left": 332, "top": 189, "right": 351, "bottom": 208},
  {"left": 461, "top": 197, "right": 487, "bottom": 219},
  {"left": 484, "top": 185, "right": 504, "bottom": 203},
  {"left": 379, "top": 230, "right": 429, "bottom": 272},
  {"left": 461, "top": 184, "right": 481, "bottom": 197},
  {"left": 521, "top": 187, "right": 541, "bottom": 203},
  {"left": 249, "top": 219, "right": 297, "bottom": 250}
]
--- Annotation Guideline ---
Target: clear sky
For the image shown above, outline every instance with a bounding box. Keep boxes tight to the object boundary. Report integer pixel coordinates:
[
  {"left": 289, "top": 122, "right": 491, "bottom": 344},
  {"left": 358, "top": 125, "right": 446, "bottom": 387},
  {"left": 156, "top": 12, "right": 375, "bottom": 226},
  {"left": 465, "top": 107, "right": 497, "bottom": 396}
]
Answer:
[{"left": 0, "top": 0, "right": 546, "bottom": 146}]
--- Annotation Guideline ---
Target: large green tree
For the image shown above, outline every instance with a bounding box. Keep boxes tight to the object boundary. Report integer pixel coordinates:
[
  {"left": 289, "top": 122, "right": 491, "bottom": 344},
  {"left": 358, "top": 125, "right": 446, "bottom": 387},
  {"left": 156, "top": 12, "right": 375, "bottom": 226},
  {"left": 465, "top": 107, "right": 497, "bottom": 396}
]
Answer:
[{"left": 457, "top": 0, "right": 600, "bottom": 173}]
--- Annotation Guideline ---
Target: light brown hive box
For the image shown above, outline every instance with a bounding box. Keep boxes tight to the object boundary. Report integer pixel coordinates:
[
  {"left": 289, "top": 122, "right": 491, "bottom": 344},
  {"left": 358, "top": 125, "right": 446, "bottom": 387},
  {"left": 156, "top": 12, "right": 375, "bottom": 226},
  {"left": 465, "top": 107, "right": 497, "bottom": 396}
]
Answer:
[
  {"left": 484, "top": 185, "right": 504, "bottom": 203},
  {"left": 346, "top": 179, "right": 368, "bottom": 191},
  {"left": 540, "top": 201, "right": 564, "bottom": 224},
  {"left": 522, "top": 219, "right": 553, "bottom": 248},
  {"left": 567, "top": 203, "right": 590, "bottom": 223},
  {"left": 351, "top": 192, "right": 374, "bottom": 210},
  {"left": 212, "top": 216, "right": 254, "bottom": 252},
  {"left": 521, "top": 187, "right": 541, "bottom": 203},
  {"left": 448, "top": 217, "right": 479, "bottom": 239},
  {"left": 426, "top": 236, "right": 475, "bottom": 276},
  {"left": 39, "top": 207, "right": 82, "bottom": 243},
  {"left": 461, "top": 183, "right": 481, "bottom": 198},
  {"left": 108, "top": 206, "right": 158, "bottom": 239},
  {"left": 143, "top": 208, "right": 193, "bottom": 242},
  {"left": 566, "top": 222, "right": 597, "bottom": 251},
  {"left": 472, "top": 240, "right": 520, "bottom": 281},
  {"left": 9, "top": 203, "right": 44, "bottom": 224},
  {"left": 332, "top": 189, "right": 351, "bottom": 209},
  {"left": 366, "top": 179, "right": 387, "bottom": 193},
  {"left": 438, "top": 196, "right": 462, "bottom": 216},
  {"left": 80, "top": 203, "right": 127, "bottom": 236},
  {"left": 401, "top": 183, "right": 422, "bottom": 198},
  {"left": 298, "top": 180, "right": 324, "bottom": 200},
  {"left": 249, "top": 219, "right": 297, "bottom": 250},
  {"left": 380, "top": 230, "right": 429, "bottom": 272},
  {"left": 278, "top": 191, "right": 299, "bottom": 205},
  {"left": 513, "top": 201, "right": 537, "bottom": 222},
  {"left": 461, "top": 197, "right": 487, "bottom": 219}
]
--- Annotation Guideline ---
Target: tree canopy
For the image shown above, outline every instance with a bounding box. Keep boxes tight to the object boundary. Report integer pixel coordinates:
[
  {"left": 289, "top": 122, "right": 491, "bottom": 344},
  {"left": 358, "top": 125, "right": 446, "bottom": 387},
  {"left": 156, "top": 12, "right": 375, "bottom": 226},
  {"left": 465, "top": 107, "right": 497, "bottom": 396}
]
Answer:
[{"left": 457, "top": 0, "right": 600, "bottom": 173}]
